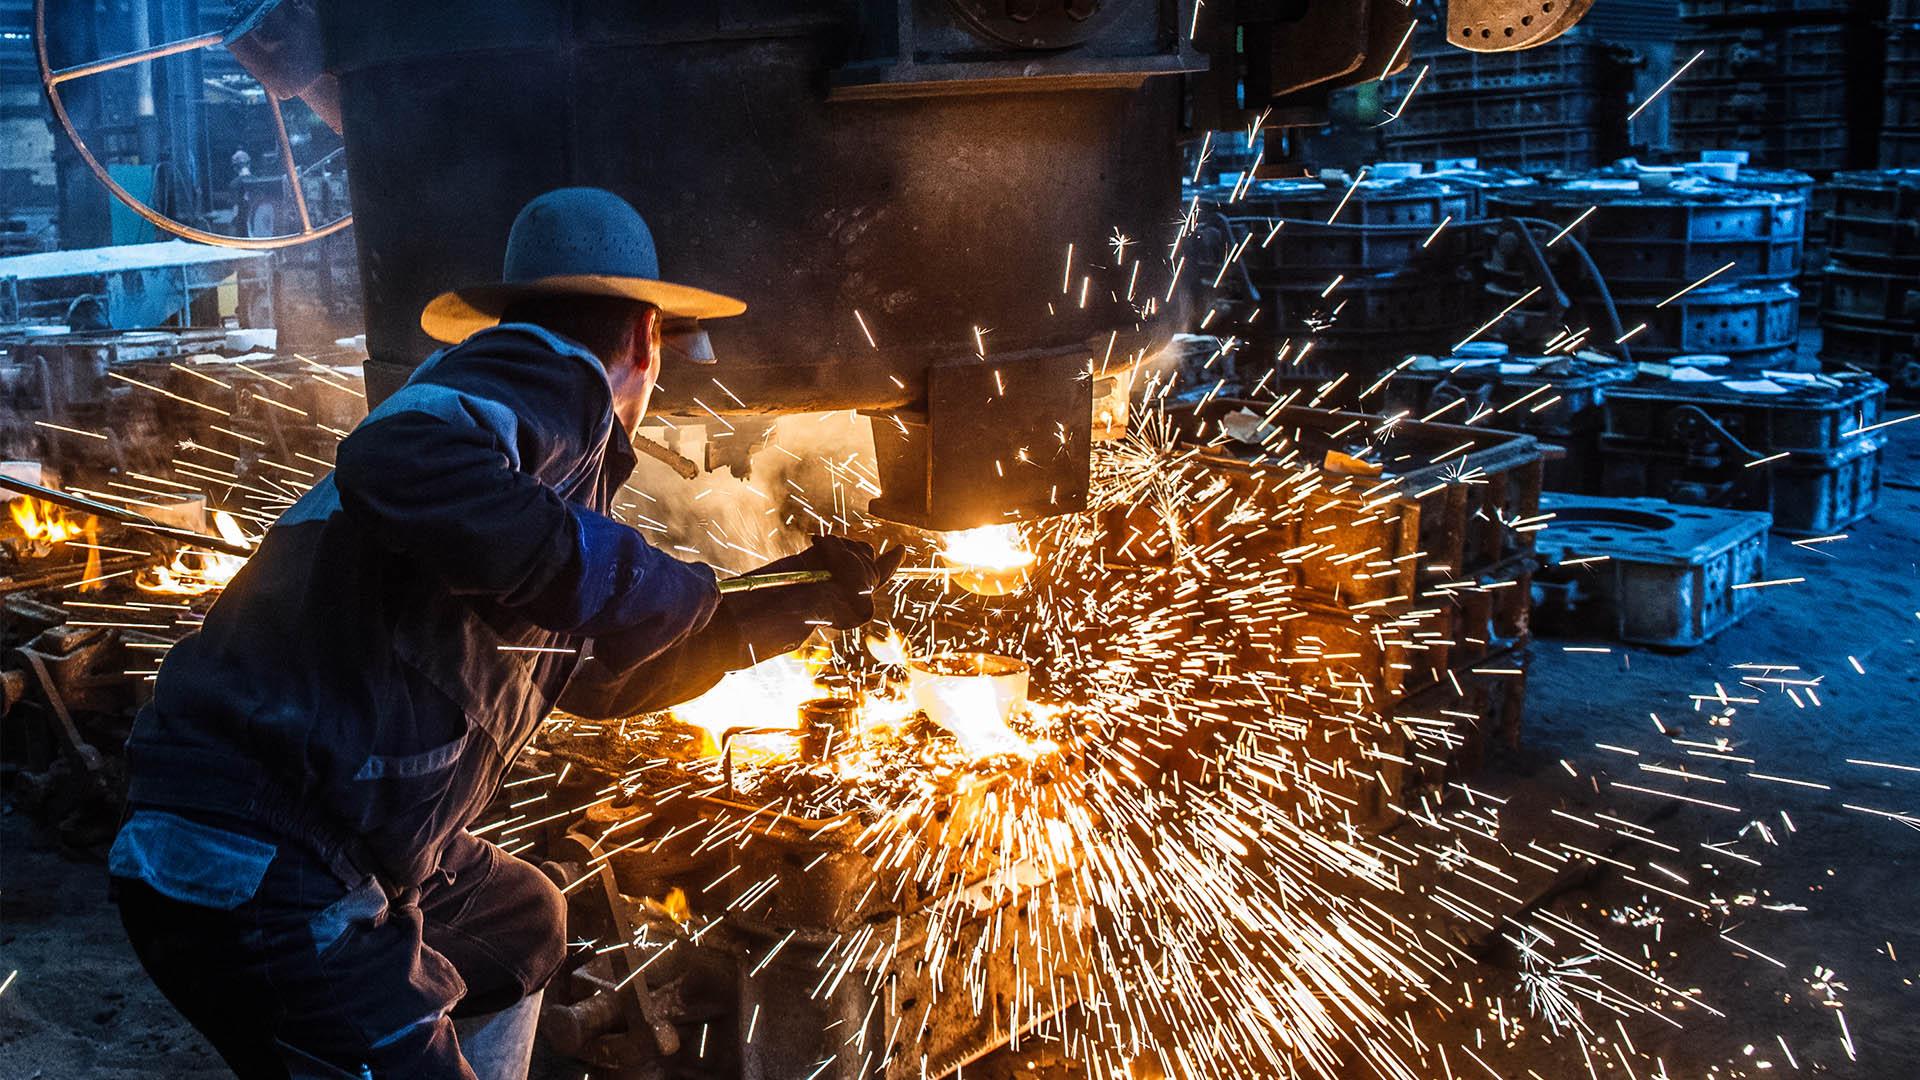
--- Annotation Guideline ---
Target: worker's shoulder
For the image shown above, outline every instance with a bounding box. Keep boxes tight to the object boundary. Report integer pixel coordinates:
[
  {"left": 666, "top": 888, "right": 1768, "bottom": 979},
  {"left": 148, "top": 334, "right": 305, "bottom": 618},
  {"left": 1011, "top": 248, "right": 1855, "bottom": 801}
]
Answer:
[
  {"left": 364, "top": 325, "right": 613, "bottom": 452},
  {"left": 437, "top": 323, "right": 608, "bottom": 380},
  {"left": 420, "top": 323, "right": 613, "bottom": 407}
]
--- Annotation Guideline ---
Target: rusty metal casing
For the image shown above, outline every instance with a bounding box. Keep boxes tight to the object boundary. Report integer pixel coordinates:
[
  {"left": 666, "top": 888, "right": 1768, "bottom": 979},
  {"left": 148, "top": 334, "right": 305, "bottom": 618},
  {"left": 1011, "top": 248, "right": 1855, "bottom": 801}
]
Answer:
[{"left": 314, "top": 0, "right": 1198, "bottom": 529}]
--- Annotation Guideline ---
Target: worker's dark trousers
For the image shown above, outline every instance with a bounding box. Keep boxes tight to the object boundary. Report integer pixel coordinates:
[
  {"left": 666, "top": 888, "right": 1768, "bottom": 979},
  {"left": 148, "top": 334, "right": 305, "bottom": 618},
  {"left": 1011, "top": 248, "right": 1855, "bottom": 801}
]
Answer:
[{"left": 113, "top": 828, "right": 566, "bottom": 1079}]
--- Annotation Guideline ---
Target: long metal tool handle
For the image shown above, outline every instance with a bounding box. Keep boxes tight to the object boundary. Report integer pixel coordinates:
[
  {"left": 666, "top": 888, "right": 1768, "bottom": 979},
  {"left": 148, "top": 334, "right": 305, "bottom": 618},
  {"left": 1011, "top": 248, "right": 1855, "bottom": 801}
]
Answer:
[
  {"left": 714, "top": 569, "right": 831, "bottom": 594},
  {"left": 0, "top": 474, "right": 254, "bottom": 557}
]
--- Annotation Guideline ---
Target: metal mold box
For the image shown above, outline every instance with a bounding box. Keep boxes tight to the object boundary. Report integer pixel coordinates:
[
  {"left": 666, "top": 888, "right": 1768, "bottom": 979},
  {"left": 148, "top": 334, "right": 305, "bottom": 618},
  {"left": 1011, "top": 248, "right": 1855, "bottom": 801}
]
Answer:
[
  {"left": 1485, "top": 180, "right": 1807, "bottom": 291},
  {"left": 1601, "top": 374, "right": 1886, "bottom": 457},
  {"left": 1597, "top": 374, "right": 1888, "bottom": 535},
  {"left": 1385, "top": 353, "right": 1638, "bottom": 434},
  {"left": 1380, "top": 352, "right": 1637, "bottom": 491},
  {"left": 1819, "top": 316, "right": 1920, "bottom": 395},
  {"left": 1610, "top": 283, "right": 1801, "bottom": 366},
  {"left": 1173, "top": 402, "right": 1546, "bottom": 609},
  {"left": 1534, "top": 493, "right": 1771, "bottom": 648}
]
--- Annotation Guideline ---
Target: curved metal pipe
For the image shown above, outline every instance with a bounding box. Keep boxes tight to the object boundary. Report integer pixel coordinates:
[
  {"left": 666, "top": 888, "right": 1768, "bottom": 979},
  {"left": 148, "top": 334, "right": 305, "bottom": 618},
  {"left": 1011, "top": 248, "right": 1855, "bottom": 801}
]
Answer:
[{"left": 34, "top": 0, "right": 352, "bottom": 250}]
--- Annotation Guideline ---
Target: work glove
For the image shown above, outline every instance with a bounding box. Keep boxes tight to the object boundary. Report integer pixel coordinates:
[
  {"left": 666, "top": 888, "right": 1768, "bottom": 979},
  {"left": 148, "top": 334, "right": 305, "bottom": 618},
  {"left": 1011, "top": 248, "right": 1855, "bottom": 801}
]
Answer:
[{"left": 752, "top": 535, "right": 905, "bottom": 628}]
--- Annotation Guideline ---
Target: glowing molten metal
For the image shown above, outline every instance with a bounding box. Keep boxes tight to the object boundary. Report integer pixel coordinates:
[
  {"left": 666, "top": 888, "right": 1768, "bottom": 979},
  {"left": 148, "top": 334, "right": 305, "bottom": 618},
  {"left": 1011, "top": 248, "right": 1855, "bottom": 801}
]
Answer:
[
  {"left": 671, "top": 649, "right": 828, "bottom": 760},
  {"left": 937, "top": 523, "right": 1036, "bottom": 595},
  {"left": 906, "top": 652, "right": 1038, "bottom": 759}
]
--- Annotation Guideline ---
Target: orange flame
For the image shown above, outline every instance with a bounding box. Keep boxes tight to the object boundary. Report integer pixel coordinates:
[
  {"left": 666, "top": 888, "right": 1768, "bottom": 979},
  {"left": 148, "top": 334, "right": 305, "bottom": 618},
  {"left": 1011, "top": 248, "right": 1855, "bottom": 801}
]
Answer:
[
  {"left": 7, "top": 498, "right": 101, "bottom": 590},
  {"left": 939, "top": 524, "right": 1035, "bottom": 572},
  {"left": 138, "top": 511, "right": 253, "bottom": 596},
  {"left": 8, "top": 498, "right": 88, "bottom": 544},
  {"left": 654, "top": 887, "right": 691, "bottom": 925}
]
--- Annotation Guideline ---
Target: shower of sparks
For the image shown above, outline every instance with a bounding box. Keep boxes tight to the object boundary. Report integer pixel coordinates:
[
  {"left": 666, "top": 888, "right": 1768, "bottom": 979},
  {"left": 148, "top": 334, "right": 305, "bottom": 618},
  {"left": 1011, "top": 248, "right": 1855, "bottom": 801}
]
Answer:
[
  {"left": 1545, "top": 206, "right": 1596, "bottom": 247},
  {"left": 1378, "top": 63, "right": 1429, "bottom": 126},
  {"left": 500, "top": 372, "right": 1891, "bottom": 1078},
  {"left": 1628, "top": 48, "right": 1705, "bottom": 122},
  {"left": 7, "top": 187, "right": 1904, "bottom": 1080}
]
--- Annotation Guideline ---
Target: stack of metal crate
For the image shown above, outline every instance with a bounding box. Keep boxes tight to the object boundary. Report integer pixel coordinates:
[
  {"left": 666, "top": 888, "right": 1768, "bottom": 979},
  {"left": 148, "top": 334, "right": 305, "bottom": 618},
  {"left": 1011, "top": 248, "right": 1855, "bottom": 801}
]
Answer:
[
  {"left": 1887, "top": 0, "right": 1920, "bottom": 166},
  {"left": 1668, "top": 0, "right": 1860, "bottom": 172},
  {"left": 1175, "top": 402, "right": 1545, "bottom": 828},
  {"left": 1193, "top": 165, "right": 1485, "bottom": 382},
  {"left": 1819, "top": 169, "right": 1920, "bottom": 395},
  {"left": 1597, "top": 371, "right": 1887, "bottom": 535},
  {"left": 1369, "top": 19, "right": 1605, "bottom": 172},
  {"left": 1483, "top": 167, "right": 1809, "bottom": 370}
]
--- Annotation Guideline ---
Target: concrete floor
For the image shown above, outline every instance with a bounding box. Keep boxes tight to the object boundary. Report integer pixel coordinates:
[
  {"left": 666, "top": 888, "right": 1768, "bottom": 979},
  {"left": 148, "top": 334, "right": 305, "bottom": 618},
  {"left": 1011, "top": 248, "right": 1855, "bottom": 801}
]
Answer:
[
  {"left": 972, "top": 423, "right": 1920, "bottom": 1079},
  {"left": 1497, "top": 418, "right": 1920, "bottom": 1079},
  {"left": 3, "top": 428, "right": 1916, "bottom": 1080}
]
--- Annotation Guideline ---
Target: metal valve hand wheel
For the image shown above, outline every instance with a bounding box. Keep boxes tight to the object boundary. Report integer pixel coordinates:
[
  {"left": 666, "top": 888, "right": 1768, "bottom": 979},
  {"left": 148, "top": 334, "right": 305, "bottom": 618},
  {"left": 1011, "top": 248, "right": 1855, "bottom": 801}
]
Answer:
[{"left": 34, "top": 0, "right": 351, "bottom": 250}]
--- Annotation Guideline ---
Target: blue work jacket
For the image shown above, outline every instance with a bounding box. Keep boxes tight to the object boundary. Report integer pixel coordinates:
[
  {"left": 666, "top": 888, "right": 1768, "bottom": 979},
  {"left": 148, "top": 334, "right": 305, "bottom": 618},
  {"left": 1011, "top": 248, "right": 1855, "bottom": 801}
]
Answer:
[{"left": 112, "top": 324, "right": 748, "bottom": 895}]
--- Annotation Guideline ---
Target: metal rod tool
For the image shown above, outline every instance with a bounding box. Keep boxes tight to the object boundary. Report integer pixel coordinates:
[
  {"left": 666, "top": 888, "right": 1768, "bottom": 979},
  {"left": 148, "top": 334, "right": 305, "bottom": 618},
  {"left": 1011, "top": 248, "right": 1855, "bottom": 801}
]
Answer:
[
  {"left": 714, "top": 569, "right": 832, "bottom": 594},
  {"left": 0, "top": 474, "right": 255, "bottom": 557}
]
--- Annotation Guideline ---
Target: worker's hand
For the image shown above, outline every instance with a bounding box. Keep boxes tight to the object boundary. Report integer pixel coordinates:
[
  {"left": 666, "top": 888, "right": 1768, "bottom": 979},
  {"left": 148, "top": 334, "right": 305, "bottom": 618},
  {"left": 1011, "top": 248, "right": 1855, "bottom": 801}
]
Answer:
[{"left": 755, "top": 536, "right": 904, "bottom": 628}]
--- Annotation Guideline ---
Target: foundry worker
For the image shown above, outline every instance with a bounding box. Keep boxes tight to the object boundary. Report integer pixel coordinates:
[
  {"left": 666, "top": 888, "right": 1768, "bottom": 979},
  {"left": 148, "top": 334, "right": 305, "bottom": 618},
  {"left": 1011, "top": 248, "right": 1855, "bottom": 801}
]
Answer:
[{"left": 106, "top": 188, "right": 900, "bottom": 1080}]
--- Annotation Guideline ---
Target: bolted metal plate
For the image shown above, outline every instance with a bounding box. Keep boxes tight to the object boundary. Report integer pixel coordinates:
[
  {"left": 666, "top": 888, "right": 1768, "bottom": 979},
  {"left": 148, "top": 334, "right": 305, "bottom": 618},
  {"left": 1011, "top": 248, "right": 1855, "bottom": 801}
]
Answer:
[
  {"left": 866, "top": 345, "right": 1093, "bottom": 531},
  {"left": 1447, "top": 0, "right": 1593, "bottom": 53},
  {"left": 947, "top": 0, "right": 1130, "bottom": 50}
]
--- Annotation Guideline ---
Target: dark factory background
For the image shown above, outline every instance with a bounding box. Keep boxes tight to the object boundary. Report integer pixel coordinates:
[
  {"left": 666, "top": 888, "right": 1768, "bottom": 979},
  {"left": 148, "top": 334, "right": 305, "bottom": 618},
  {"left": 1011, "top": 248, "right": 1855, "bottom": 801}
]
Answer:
[
  {"left": 2, "top": 2, "right": 1918, "bottom": 1079},
  {"left": 6, "top": 0, "right": 1919, "bottom": 387},
  {"left": 1, "top": 0, "right": 356, "bottom": 348}
]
